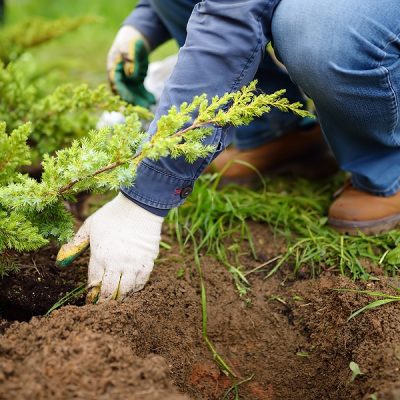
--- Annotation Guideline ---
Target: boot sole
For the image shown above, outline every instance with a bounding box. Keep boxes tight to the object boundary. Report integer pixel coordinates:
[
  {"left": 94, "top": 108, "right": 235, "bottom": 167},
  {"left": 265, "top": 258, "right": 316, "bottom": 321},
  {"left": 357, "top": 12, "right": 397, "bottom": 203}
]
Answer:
[{"left": 328, "top": 214, "right": 400, "bottom": 235}]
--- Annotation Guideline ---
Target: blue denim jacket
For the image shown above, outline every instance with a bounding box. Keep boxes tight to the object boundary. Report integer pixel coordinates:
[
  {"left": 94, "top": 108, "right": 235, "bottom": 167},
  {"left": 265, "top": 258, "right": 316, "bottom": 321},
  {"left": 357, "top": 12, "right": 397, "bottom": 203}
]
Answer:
[{"left": 121, "top": 0, "right": 281, "bottom": 216}]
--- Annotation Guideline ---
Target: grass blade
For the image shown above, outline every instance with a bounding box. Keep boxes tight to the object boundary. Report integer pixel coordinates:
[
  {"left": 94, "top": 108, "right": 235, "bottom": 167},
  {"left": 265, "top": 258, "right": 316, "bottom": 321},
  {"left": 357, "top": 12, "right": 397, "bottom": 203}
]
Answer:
[
  {"left": 348, "top": 298, "right": 398, "bottom": 321},
  {"left": 46, "top": 283, "right": 86, "bottom": 315}
]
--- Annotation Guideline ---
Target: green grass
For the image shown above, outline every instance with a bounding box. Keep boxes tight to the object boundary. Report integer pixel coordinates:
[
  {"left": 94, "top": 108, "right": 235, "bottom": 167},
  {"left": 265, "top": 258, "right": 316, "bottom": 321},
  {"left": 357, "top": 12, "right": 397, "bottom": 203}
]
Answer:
[
  {"left": 0, "top": 256, "right": 19, "bottom": 278},
  {"left": 5, "top": 0, "right": 178, "bottom": 89},
  {"left": 335, "top": 287, "right": 400, "bottom": 321},
  {"left": 168, "top": 172, "right": 400, "bottom": 292},
  {"left": 191, "top": 229, "right": 257, "bottom": 398},
  {"left": 6, "top": 3, "right": 400, "bottom": 391},
  {"left": 222, "top": 375, "right": 255, "bottom": 400},
  {"left": 45, "top": 283, "right": 86, "bottom": 315},
  {"left": 191, "top": 235, "right": 237, "bottom": 378}
]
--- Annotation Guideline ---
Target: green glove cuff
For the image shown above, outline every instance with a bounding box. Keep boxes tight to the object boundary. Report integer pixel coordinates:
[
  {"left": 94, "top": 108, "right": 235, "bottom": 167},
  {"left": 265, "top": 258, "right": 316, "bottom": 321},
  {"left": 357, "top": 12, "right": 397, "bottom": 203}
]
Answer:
[{"left": 114, "top": 40, "right": 156, "bottom": 108}]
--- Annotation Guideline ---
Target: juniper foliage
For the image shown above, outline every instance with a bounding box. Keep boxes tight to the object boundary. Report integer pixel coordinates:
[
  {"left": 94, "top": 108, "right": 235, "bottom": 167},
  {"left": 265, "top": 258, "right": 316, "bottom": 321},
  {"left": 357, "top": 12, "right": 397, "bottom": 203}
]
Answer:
[
  {"left": 0, "top": 81, "right": 311, "bottom": 254},
  {"left": 0, "top": 61, "right": 151, "bottom": 157},
  {"left": 0, "top": 16, "right": 96, "bottom": 64},
  {"left": 0, "top": 121, "right": 31, "bottom": 185}
]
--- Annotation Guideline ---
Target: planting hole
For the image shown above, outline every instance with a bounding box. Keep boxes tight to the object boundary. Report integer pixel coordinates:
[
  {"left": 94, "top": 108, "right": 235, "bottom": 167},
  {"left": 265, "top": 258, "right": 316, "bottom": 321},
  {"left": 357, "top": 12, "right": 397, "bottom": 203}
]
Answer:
[{"left": 0, "top": 247, "right": 86, "bottom": 322}]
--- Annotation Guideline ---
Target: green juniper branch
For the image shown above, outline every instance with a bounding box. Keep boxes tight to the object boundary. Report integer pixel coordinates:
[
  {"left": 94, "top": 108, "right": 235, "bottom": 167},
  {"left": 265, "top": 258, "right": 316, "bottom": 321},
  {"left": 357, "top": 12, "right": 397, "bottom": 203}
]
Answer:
[
  {"left": 0, "top": 121, "right": 31, "bottom": 184},
  {"left": 0, "top": 81, "right": 310, "bottom": 253},
  {"left": 52, "top": 81, "right": 311, "bottom": 195},
  {"left": 0, "top": 16, "right": 98, "bottom": 64},
  {"left": 0, "top": 61, "right": 152, "bottom": 159}
]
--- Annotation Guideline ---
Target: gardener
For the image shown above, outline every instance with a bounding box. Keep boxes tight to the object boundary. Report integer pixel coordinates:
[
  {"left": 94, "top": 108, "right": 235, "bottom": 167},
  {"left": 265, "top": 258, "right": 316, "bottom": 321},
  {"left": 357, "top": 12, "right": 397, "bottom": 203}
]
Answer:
[
  {"left": 58, "top": 0, "right": 400, "bottom": 302},
  {"left": 107, "top": 0, "right": 329, "bottom": 180}
]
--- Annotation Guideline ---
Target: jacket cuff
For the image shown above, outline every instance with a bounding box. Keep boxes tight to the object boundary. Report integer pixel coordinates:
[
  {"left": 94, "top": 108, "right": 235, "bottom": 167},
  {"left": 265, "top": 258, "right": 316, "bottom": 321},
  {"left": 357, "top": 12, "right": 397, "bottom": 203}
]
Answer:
[
  {"left": 121, "top": 160, "right": 195, "bottom": 213},
  {"left": 120, "top": 193, "right": 170, "bottom": 217}
]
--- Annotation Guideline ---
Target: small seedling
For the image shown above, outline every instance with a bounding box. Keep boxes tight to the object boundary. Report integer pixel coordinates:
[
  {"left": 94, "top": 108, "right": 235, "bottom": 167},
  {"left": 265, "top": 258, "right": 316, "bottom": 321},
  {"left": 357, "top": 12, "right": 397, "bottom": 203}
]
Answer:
[
  {"left": 46, "top": 283, "right": 86, "bottom": 315},
  {"left": 335, "top": 288, "right": 400, "bottom": 321},
  {"left": 176, "top": 266, "right": 185, "bottom": 279},
  {"left": 296, "top": 351, "right": 310, "bottom": 358},
  {"left": 243, "top": 297, "right": 252, "bottom": 307},
  {"left": 349, "top": 361, "right": 364, "bottom": 382}
]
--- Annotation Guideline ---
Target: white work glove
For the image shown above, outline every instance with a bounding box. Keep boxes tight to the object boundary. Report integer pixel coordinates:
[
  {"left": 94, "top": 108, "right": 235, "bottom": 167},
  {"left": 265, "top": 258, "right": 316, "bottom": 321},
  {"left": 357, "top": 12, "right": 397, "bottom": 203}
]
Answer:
[
  {"left": 56, "top": 193, "right": 163, "bottom": 302},
  {"left": 107, "top": 25, "right": 156, "bottom": 108}
]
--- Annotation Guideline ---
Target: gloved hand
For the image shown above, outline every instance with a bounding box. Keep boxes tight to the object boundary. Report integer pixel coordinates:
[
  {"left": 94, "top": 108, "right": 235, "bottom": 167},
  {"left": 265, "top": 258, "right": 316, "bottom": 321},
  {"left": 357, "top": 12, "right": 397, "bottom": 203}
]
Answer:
[
  {"left": 107, "top": 25, "right": 156, "bottom": 108},
  {"left": 56, "top": 193, "right": 163, "bottom": 302}
]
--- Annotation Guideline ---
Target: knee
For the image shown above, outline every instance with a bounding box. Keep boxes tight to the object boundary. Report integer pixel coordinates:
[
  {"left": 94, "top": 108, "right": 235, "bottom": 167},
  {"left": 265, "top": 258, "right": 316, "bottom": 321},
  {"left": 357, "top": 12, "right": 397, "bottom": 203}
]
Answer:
[
  {"left": 272, "top": 1, "right": 340, "bottom": 94},
  {"left": 271, "top": 0, "right": 381, "bottom": 96}
]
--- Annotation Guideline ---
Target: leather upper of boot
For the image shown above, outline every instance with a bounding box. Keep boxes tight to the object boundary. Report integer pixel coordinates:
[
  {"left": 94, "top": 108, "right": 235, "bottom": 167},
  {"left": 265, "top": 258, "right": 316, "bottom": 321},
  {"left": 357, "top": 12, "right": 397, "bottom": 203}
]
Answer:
[
  {"left": 329, "top": 184, "right": 400, "bottom": 222},
  {"left": 206, "top": 124, "right": 327, "bottom": 178}
]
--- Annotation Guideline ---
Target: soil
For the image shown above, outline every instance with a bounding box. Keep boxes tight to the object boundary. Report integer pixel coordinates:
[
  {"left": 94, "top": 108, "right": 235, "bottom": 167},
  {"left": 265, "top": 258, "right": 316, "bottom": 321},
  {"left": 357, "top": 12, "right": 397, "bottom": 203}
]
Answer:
[
  {"left": 0, "top": 246, "right": 86, "bottom": 322},
  {"left": 1, "top": 224, "right": 400, "bottom": 399}
]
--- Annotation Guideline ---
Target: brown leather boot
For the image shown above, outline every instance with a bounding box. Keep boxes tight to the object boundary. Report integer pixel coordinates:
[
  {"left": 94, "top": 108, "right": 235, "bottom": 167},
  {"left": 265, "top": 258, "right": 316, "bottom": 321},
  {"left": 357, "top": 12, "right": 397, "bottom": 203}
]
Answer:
[
  {"left": 328, "top": 183, "right": 400, "bottom": 235},
  {"left": 205, "top": 124, "right": 336, "bottom": 182}
]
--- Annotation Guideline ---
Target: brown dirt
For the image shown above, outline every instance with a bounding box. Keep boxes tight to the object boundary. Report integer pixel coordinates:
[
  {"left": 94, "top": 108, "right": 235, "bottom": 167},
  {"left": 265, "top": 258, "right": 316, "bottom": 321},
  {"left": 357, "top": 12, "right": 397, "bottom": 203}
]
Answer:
[
  {"left": 1, "top": 225, "right": 400, "bottom": 399},
  {"left": 0, "top": 246, "right": 86, "bottom": 322}
]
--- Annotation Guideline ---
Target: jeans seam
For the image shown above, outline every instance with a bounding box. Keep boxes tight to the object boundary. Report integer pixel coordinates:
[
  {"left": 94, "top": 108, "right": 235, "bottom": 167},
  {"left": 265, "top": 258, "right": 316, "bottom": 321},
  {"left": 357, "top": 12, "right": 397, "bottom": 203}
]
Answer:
[
  {"left": 376, "top": 26, "right": 400, "bottom": 67},
  {"left": 353, "top": 174, "right": 400, "bottom": 196},
  {"left": 228, "top": 3, "right": 270, "bottom": 93},
  {"left": 380, "top": 65, "right": 399, "bottom": 145},
  {"left": 376, "top": 27, "right": 400, "bottom": 145}
]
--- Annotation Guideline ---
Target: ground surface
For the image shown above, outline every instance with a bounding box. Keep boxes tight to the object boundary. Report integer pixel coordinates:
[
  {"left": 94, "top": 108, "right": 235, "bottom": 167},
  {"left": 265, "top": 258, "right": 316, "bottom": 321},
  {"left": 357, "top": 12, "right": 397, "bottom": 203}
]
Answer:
[
  {"left": 1, "top": 225, "right": 400, "bottom": 399},
  {"left": 4, "top": 1, "right": 400, "bottom": 398}
]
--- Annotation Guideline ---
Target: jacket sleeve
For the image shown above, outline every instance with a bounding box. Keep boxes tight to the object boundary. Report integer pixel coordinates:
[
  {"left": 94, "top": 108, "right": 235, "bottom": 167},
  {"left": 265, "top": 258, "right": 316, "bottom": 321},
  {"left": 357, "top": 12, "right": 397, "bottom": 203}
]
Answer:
[
  {"left": 122, "top": 0, "right": 280, "bottom": 215},
  {"left": 123, "top": 0, "right": 171, "bottom": 50}
]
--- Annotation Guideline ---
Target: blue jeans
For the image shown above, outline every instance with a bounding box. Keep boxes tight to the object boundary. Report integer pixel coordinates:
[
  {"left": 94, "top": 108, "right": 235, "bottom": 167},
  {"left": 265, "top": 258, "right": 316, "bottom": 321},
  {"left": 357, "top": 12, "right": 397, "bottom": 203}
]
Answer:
[
  {"left": 272, "top": 0, "right": 400, "bottom": 195},
  {"left": 140, "top": 0, "right": 306, "bottom": 150},
  {"left": 123, "top": 0, "right": 400, "bottom": 215}
]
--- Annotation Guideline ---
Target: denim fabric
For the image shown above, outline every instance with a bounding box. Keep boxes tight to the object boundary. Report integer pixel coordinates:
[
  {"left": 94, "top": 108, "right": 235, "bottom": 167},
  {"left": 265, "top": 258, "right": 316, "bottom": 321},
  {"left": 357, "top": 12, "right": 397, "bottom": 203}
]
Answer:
[
  {"left": 272, "top": 0, "right": 400, "bottom": 196},
  {"left": 122, "top": 0, "right": 400, "bottom": 216},
  {"left": 122, "top": 0, "right": 281, "bottom": 215},
  {"left": 124, "top": 0, "right": 304, "bottom": 151}
]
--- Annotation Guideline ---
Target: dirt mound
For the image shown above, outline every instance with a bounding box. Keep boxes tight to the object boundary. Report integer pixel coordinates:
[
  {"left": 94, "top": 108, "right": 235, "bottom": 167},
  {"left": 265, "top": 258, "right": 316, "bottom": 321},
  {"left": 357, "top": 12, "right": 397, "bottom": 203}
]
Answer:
[
  {"left": 1, "top": 229, "right": 400, "bottom": 399},
  {"left": 0, "top": 327, "right": 187, "bottom": 400}
]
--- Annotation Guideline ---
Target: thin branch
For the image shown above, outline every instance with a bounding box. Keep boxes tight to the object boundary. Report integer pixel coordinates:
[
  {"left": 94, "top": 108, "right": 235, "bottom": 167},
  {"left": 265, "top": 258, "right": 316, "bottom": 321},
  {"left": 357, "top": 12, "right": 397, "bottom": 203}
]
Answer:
[
  {"left": 57, "top": 119, "right": 215, "bottom": 195},
  {"left": 58, "top": 159, "right": 128, "bottom": 194},
  {"left": 55, "top": 88, "right": 309, "bottom": 196}
]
